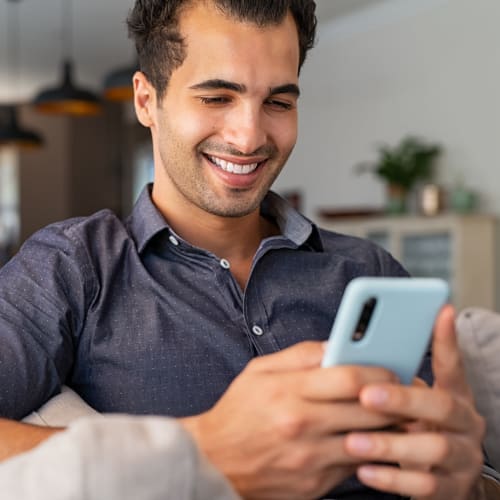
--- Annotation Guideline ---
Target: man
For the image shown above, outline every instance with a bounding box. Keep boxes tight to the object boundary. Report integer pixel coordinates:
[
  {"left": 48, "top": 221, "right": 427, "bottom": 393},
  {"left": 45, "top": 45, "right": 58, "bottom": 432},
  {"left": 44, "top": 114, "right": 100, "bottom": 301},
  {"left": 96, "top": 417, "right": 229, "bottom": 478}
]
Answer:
[{"left": 0, "top": 0, "right": 495, "bottom": 498}]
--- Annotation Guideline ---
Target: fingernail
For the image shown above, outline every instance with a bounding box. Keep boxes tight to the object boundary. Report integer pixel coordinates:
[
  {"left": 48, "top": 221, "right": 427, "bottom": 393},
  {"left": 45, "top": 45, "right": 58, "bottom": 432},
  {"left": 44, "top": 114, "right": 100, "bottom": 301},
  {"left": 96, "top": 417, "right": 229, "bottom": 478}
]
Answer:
[
  {"left": 347, "top": 434, "right": 373, "bottom": 453},
  {"left": 363, "top": 387, "right": 388, "bottom": 406}
]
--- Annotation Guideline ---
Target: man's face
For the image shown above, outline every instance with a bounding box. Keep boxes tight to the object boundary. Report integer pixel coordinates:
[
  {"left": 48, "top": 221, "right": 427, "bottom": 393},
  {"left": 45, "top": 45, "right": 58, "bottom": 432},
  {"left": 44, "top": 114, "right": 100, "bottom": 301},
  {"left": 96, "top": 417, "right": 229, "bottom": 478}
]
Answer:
[{"left": 140, "top": 1, "right": 300, "bottom": 218}]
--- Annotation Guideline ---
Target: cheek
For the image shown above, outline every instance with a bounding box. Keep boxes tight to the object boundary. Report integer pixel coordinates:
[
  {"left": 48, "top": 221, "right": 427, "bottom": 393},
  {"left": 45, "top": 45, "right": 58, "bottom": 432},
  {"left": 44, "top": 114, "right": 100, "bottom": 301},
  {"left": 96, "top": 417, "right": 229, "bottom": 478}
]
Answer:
[
  {"left": 165, "top": 114, "right": 216, "bottom": 147},
  {"left": 271, "top": 115, "right": 298, "bottom": 154},
  {"left": 159, "top": 98, "right": 216, "bottom": 146}
]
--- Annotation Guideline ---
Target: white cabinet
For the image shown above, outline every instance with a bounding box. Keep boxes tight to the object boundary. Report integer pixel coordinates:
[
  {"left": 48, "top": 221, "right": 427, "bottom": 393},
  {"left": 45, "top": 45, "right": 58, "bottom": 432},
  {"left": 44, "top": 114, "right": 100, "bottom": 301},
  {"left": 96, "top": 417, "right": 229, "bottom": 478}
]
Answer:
[{"left": 316, "top": 214, "right": 497, "bottom": 311}]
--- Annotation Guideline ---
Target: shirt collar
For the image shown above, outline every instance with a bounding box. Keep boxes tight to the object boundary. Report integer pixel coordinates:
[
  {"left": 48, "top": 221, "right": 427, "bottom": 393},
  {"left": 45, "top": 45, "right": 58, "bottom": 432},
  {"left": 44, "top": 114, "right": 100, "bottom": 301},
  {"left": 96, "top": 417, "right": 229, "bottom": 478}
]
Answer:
[
  {"left": 261, "top": 191, "right": 323, "bottom": 251},
  {"left": 127, "top": 185, "right": 170, "bottom": 253},
  {"left": 128, "top": 184, "right": 324, "bottom": 254}
]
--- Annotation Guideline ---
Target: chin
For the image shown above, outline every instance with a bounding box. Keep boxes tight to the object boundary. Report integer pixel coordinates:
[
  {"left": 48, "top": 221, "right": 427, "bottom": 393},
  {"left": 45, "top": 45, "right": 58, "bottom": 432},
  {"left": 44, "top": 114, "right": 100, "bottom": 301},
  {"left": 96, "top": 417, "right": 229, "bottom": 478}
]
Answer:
[
  {"left": 199, "top": 189, "right": 265, "bottom": 218},
  {"left": 206, "top": 199, "right": 261, "bottom": 218}
]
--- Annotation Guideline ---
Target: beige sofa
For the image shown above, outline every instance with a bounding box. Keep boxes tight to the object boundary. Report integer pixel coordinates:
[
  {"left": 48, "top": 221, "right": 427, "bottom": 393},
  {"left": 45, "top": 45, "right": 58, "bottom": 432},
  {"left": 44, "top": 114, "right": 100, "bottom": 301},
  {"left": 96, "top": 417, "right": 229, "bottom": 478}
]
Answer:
[
  {"left": 457, "top": 307, "right": 500, "bottom": 471},
  {"left": 23, "top": 307, "right": 500, "bottom": 473}
]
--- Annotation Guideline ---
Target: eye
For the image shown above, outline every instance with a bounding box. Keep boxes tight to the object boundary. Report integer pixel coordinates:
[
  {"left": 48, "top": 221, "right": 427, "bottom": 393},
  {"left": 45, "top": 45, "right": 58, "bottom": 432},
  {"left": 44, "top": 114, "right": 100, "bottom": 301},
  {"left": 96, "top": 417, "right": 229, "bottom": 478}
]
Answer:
[
  {"left": 198, "top": 96, "right": 231, "bottom": 106},
  {"left": 265, "top": 99, "right": 294, "bottom": 111}
]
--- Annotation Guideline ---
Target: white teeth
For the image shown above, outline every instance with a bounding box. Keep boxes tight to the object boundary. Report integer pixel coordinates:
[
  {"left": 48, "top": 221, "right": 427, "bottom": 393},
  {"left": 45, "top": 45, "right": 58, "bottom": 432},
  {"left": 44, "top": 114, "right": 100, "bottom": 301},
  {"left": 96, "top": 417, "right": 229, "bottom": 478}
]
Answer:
[{"left": 208, "top": 155, "right": 259, "bottom": 175}]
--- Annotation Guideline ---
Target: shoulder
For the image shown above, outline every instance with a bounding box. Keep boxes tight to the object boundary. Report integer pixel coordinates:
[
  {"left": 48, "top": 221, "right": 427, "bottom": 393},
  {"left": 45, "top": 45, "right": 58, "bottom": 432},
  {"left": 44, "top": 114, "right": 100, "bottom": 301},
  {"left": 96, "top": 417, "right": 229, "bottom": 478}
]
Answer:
[
  {"left": 316, "top": 227, "right": 408, "bottom": 277},
  {"left": 5, "top": 209, "right": 130, "bottom": 288},
  {"left": 24, "top": 209, "right": 129, "bottom": 256}
]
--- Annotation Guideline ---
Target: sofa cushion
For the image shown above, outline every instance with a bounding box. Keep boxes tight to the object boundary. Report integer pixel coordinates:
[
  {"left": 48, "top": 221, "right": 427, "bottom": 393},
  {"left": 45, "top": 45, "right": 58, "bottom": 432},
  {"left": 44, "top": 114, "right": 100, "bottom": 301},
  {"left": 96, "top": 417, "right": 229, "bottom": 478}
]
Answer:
[
  {"left": 456, "top": 307, "right": 500, "bottom": 471},
  {"left": 22, "top": 386, "right": 99, "bottom": 427}
]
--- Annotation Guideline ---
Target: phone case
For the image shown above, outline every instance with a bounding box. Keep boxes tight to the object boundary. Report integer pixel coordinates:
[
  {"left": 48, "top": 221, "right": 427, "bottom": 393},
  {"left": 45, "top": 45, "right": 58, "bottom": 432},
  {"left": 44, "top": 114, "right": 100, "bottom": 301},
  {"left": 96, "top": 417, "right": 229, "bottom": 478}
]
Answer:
[{"left": 321, "top": 277, "right": 449, "bottom": 384}]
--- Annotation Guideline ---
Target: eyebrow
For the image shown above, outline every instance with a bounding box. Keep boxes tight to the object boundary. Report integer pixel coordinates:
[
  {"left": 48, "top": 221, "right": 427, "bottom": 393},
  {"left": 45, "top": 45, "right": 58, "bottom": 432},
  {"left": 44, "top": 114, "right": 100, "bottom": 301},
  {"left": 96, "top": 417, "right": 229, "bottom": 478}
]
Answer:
[{"left": 189, "top": 79, "right": 300, "bottom": 97}]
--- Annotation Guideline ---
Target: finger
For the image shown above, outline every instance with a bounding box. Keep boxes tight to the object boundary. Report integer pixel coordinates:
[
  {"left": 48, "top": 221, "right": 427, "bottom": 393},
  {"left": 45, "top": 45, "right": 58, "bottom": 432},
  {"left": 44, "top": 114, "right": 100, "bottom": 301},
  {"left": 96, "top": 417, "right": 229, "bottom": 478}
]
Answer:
[
  {"left": 249, "top": 341, "right": 325, "bottom": 373},
  {"left": 277, "top": 436, "right": 362, "bottom": 471},
  {"left": 344, "top": 431, "right": 480, "bottom": 472},
  {"left": 413, "top": 377, "right": 428, "bottom": 388},
  {"left": 300, "top": 365, "right": 399, "bottom": 401},
  {"left": 358, "top": 383, "right": 481, "bottom": 435},
  {"left": 432, "top": 305, "right": 471, "bottom": 398},
  {"left": 300, "top": 400, "right": 402, "bottom": 435},
  {"left": 356, "top": 463, "right": 442, "bottom": 498}
]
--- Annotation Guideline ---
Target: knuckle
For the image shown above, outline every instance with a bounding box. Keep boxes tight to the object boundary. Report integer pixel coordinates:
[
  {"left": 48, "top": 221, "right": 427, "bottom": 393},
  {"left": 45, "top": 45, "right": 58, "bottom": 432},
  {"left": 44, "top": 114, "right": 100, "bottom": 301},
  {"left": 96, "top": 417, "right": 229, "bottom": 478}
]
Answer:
[
  {"left": 274, "top": 411, "right": 308, "bottom": 440},
  {"left": 432, "top": 434, "right": 451, "bottom": 463},
  {"left": 339, "top": 366, "right": 363, "bottom": 394}
]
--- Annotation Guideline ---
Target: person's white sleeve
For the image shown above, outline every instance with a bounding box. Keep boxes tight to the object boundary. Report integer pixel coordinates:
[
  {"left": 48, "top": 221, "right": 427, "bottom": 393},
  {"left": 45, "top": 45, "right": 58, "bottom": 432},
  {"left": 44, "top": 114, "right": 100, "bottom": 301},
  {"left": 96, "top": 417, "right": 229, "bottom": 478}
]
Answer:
[{"left": 0, "top": 415, "right": 241, "bottom": 500}]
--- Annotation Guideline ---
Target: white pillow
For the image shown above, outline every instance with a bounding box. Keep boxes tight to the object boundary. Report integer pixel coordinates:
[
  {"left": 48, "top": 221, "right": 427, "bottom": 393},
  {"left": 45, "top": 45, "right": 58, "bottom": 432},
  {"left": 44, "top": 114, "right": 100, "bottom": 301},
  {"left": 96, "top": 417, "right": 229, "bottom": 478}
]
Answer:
[{"left": 457, "top": 307, "right": 500, "bottom": 471}]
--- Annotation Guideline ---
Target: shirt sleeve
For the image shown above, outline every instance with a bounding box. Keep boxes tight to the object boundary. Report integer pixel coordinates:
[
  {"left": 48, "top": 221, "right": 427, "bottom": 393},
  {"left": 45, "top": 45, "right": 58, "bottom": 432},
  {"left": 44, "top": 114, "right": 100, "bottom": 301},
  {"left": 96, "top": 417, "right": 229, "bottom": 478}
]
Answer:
[
  {"left": 0, "top": 415, "right": 241, "bottom": 500},
  {"left": 0, "top": 221, "right": 96, "bottom": 419}
]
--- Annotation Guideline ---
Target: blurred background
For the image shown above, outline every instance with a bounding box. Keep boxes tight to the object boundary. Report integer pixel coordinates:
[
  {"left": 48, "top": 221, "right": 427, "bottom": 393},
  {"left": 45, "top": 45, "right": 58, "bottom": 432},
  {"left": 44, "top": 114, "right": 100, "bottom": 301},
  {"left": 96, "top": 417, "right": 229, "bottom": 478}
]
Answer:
[{"left": 0, "top": 0, "right": 499, "bottom": 310}]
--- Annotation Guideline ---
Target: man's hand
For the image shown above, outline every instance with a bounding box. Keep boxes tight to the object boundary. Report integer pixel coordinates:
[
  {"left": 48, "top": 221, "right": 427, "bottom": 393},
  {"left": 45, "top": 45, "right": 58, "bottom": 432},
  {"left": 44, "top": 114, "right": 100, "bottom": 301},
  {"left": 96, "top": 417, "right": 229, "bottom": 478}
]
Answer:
[
  {"left": 181, "top": 341, "right": 402, "bottom": 500},
  {"left": 343, "top": 305, "right": 487, "bottom": 499}
]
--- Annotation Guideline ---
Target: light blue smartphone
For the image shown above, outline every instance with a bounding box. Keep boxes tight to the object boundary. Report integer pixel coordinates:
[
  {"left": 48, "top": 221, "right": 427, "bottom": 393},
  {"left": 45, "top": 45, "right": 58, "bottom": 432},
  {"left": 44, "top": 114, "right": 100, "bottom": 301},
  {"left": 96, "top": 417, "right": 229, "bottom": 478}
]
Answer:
[{"left": 321, "top": 277, "right": 450, "bottom": 384}]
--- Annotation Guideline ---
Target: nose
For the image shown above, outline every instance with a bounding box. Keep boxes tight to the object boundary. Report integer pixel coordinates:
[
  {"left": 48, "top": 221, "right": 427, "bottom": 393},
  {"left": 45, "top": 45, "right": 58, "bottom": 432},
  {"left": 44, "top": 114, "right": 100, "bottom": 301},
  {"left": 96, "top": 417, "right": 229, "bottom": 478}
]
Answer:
[{"left": 222, "top": 103, "right": 267, "bottom": 155}]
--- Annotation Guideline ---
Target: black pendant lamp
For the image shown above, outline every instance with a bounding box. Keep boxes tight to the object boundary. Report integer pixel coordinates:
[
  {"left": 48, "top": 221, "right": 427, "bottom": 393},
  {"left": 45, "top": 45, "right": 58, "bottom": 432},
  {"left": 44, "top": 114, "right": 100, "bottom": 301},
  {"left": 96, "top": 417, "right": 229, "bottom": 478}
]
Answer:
[
  {"left": 32, "top": 0, "right": 102, "bottom": 116},
  {"left": 102, "top": 61, "right": 138, "bottom": 102},
  {"left": 0, "top": 105, "right": 43, "bottom": 149},
  {"left": 33, "top": 60, "right": 102, "bottom": 115},
  {"left": 0, "top": 0, "right": 43, "bottom": 150}
]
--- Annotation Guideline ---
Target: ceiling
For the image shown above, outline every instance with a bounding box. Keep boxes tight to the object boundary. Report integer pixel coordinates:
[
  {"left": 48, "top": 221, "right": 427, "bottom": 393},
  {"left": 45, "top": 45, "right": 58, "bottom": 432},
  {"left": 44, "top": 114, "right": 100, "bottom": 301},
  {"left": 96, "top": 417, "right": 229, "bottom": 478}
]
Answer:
[{"left": 0, "top": 0, "right": 386, "bottom": 103}]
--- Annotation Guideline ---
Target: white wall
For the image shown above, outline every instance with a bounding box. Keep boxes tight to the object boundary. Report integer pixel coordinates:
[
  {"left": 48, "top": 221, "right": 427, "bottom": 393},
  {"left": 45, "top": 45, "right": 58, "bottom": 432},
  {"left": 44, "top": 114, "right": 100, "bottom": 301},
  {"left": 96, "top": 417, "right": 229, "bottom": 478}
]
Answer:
[{"left": 275, "top": 0, "right": 500, "bottom": 219}]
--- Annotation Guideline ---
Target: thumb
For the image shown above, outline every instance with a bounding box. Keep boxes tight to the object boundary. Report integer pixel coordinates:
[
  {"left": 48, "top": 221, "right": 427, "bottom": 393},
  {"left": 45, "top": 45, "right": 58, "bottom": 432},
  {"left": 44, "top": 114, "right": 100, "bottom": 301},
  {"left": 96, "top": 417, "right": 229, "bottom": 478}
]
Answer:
[
  {"left": 432, "top": 305, "right": 471, "bottom": 397},
  {"left": 250, "top": 341, "right": 326, "bottom": 373}
]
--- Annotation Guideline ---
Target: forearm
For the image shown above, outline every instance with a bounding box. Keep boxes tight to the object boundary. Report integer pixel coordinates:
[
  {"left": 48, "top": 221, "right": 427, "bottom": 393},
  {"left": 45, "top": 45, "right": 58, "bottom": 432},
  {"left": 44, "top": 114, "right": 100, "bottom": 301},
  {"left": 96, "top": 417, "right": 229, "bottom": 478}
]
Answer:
[{"left": 0, "top": 419, "right": 63, "bottom": 461}]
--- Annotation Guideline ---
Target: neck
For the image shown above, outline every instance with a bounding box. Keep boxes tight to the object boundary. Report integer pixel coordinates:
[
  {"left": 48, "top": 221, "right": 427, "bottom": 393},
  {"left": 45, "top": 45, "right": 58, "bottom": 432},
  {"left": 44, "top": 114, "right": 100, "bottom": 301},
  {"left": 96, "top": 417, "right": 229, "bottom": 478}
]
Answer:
[{"left": 152, "top": 185, "right": 279, "bottom": 289}]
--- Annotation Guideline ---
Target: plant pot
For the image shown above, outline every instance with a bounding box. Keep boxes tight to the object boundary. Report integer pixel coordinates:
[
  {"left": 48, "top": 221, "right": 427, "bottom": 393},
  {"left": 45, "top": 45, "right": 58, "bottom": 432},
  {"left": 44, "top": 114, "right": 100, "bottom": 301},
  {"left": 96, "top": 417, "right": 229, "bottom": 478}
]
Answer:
[{"left": 386, "top": 184, "right": 408, "bottom": 214}]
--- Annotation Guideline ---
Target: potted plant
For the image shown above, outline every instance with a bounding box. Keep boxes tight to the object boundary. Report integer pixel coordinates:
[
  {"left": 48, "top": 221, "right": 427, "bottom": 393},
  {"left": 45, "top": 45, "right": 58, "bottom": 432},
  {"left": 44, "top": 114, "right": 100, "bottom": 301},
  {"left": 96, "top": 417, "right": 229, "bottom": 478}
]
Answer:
[{"left": 356, "top": 136, "right": 442, "bottom": 213}]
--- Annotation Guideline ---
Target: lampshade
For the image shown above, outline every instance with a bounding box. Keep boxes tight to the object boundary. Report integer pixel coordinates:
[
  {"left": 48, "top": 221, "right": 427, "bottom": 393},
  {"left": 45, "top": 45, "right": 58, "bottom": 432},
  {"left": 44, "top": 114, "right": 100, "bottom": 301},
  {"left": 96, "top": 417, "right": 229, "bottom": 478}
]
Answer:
[
  {"left": 103, "top": 62, "right": 137, "bottom": 102},
  {"left": 33, "top": 60, "right": 102, "bottom": 116},
  {"left": 0, "top": 105, "right": 43, "bottom": 149}
]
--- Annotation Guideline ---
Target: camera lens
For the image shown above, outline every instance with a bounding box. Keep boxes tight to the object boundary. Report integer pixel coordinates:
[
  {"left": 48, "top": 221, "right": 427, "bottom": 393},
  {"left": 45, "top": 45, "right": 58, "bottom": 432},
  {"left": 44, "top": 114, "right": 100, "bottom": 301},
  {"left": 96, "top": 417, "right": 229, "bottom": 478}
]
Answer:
[{"left": 351, "top": 297, "right": 377, "bottom": 342}]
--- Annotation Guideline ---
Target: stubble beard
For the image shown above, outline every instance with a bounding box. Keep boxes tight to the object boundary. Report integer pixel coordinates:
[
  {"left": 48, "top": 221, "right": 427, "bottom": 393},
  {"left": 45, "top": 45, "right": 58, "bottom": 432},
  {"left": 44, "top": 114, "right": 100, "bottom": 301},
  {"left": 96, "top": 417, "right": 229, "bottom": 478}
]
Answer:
[
  {"left": 190, "top": 140, "right": 289, "bottom": 217},
  {"left": 160, "top": 138, "right": 289, "bottom": 218},
  {"left": 168, "top": 158, "right": 284, "bottom": 218}
]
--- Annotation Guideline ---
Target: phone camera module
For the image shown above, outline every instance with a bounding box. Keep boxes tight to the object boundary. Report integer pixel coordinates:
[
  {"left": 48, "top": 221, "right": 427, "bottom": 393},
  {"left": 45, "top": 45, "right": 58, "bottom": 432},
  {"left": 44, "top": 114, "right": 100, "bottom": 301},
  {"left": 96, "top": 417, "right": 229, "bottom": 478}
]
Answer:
[{"left": 352, "top": 297, "right": 377, "bottom": 342}]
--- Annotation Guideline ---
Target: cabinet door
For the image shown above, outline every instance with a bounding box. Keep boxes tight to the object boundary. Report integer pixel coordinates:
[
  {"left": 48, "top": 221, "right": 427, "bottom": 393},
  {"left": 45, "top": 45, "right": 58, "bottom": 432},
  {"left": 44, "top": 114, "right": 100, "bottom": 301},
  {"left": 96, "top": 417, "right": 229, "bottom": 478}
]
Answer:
[
  {"left": 400, "top": 232, "right": 454, "bottom": 302},
  {"left": 401, "top": 232, "right": 452, "bottom": 280}
]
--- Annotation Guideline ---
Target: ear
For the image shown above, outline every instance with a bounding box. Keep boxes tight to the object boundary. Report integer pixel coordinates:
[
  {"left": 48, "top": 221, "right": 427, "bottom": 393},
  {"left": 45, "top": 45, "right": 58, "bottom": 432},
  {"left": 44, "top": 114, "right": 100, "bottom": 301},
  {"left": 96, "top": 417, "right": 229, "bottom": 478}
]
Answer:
[{"left": 133, "top": 71, "right": 156, "bottom": 128}]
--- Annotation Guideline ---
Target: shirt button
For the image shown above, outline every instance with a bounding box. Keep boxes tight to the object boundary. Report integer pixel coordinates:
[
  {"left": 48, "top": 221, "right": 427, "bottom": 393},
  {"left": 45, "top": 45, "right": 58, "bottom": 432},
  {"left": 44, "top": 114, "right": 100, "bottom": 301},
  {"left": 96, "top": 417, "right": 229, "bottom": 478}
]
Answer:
[
  {"left": 252, "top": 325, "right": 264, "bottom": 336},
  {"left": 168, "top": 235, "right": 179, "bottom": 246},
  {"left": 220, "top": 258, "right": 230, "bottom": 269}
]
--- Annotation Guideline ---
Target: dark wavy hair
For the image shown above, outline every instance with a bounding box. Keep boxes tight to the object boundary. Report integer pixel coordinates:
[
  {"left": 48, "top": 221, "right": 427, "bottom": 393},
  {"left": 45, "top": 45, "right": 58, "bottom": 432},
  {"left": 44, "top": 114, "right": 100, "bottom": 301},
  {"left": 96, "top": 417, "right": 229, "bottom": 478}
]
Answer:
[{"left": 127, "top": 0, "right": 317, "bottom": 101}]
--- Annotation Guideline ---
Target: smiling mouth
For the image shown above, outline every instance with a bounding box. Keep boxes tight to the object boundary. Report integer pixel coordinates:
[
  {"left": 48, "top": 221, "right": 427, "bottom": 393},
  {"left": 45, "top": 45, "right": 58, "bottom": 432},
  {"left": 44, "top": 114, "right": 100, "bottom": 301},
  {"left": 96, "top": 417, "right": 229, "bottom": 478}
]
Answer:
[{"left": 205, "top": 154, "right": 265, "bottom": 175}]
